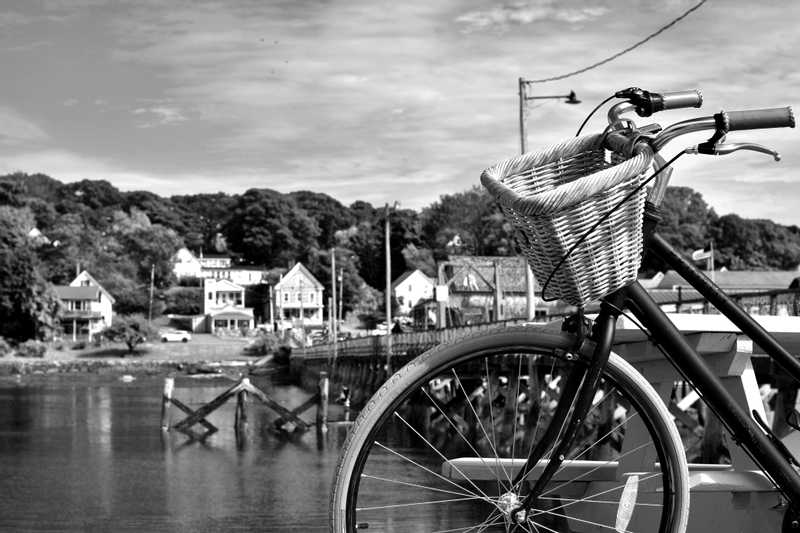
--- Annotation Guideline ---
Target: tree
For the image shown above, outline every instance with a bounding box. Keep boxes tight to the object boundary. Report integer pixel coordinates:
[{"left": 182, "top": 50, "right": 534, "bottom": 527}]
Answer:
[
  {"left": 640, "top": 187, "right": 717, "bottom": 274},
  {"left": 100, "top": 314, "right": 155, "bottom": 354},
  {"left": 164, "top": 287, "right": 203, "bottom": 315},
  {"left": 420, "top": 186, "right": 514, "bottom": 258},
  {"left": 0, "top": 206, "right": 61, "bottom": 342},
  {"left": 224, "top": 188, "right": 320, "bottom": 267},
  {"left": 288, "top": 191, "right": 355, "bottom": 249}
]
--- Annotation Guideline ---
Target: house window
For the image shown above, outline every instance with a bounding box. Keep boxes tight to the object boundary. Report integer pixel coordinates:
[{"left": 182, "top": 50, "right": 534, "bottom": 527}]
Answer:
[
  {"left": 310, "top": 293, "right": 314, "bottom": 302},
  {"left": 296, "top": 292, "right": 301, "bottom": 302},
  {"left": 283, "top": 293, "right": 288, "bottom": 302},
  {"left": 208, "top": 292, "right": 213, "bottom": 300},
  {"left": 408, "top": 285, "right": 412, "bottom": 293}
]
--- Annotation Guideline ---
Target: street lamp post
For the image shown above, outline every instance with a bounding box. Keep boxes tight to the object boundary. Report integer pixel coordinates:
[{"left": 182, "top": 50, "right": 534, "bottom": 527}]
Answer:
[
  {"left": 518, "top": 79, "right": 580, "bottom": 320},
  {"left": 518, "top": 78, "right": 580, "bottom": 154}
]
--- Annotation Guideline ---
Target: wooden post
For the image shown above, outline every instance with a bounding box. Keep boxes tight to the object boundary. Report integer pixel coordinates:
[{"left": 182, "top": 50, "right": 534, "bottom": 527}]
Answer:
[
  {"left": 234, "top": 389, "right": 248, "bottom": 445},
  {"left": 161, "top": 377, "right": 174, "bottom": 431},
  {"left": 317, "top": 371, "right": 329, "bottom": 432}
]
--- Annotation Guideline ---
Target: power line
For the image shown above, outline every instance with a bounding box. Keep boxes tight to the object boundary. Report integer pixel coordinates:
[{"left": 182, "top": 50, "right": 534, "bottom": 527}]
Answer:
[{"left": 525, "top": 0, "right": 708, "bottom": 84}]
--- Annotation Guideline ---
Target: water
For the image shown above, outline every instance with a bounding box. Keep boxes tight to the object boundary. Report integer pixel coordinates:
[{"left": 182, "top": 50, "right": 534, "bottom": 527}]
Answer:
[{"left": 0, "top": 374, "right": 349, "bottom": 532}]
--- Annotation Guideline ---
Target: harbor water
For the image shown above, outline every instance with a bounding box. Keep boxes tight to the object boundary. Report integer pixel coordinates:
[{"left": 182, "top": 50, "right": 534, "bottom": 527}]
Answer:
[{"left": 0, "top": 373, "right": 349, "bottom": 532}]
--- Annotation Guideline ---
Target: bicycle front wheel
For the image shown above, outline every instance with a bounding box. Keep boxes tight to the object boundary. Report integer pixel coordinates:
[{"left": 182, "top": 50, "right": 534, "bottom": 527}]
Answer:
[{"left": 330, "top": 326, "right": 689, "bottom": 532}]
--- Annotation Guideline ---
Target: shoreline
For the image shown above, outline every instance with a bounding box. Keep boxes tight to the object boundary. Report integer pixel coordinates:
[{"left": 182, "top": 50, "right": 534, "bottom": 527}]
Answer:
[{"left": 0, "top": 356, "right": 258, "bottom": 376}]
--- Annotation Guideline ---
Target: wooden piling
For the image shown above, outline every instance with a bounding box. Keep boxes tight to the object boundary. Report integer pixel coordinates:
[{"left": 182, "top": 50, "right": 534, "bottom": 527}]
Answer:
[
  {"left": 161, "top": 377, "right": 174, "bottom": 431},
  {"left": 317, "top": 371, "right": 329, "bottom": 431}
]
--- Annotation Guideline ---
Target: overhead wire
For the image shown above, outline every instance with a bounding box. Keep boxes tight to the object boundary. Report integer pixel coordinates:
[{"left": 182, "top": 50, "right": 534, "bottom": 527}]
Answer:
[{"left": 524, "top": 0, "right": 708, "bottom": 84}]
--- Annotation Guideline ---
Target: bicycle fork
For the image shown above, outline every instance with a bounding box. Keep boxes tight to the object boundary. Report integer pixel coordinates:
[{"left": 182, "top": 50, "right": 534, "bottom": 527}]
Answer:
[{"left": 510, "top": 302, "right": 621, "bottom": 523}]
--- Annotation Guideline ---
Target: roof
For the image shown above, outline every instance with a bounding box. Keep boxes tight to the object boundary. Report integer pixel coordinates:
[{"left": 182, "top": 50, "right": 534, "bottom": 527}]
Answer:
[
  {"left": 202, "top": 266, "right": 268, "bottom": 272},
  {"left": 274, "top": 262, "right": 324, "bottom": 290},
  {"left": 656, "top": 270, "right": 800, "bottom": 291},
  {"left": 54, "top": 286, "right": 100, "bottom": 300},
  {"left": 210, "top": 310, "right": 254, "bottom": 320},
  {"left": 443, "top": 255, "right": 542, "bottom": 293},
  {"left": 391, "top": 269, "right": 434, "bottom": 290}
]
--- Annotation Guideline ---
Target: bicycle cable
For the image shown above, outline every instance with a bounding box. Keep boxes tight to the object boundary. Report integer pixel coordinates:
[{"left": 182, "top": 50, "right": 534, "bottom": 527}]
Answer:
[
  {"left": 540, "top": 150, "right": 686, "bottom": 303},
  {"left": 575, "top": 95, "right": 616, "bottom": 137}
]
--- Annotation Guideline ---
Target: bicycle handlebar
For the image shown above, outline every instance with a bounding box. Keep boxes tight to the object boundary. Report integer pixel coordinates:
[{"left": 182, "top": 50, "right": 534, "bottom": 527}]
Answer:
[
  {"left": 661, "top": 90, "right": 703, "bottom": 111},
  {"left": 722, "top": 107, "right": 795, "bottom": 130}
]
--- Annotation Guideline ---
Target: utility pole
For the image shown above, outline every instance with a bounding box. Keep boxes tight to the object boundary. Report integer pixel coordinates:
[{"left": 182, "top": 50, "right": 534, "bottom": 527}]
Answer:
[
  {"left": 330, "top": 249, "right": 337, "bottom": 344},
  {"left": 519, "top": 79, "right": 579, "bottom": 319},
  {"left": 338, "top": 267, "right": 344, "bottom": 327},
  {"left": 148, "top": 264, "right": 155, "bottom": 327},
  {"left": 385, "top": 203, "right": 392, "bottom": 371}
]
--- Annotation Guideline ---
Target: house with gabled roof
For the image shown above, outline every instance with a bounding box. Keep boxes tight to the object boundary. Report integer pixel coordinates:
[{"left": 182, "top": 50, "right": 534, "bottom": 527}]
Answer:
[
  {"left": 54, "top": 270, "right": 115, "bottom": 341},
  {"left": 274, "top": 262, "right": 325, "bottom": 328},
  {"left": 203, "top": 278, "right": 255, "bottom": 332},
  {"left": 392, "top": 269, "right": 434, "bottom": 315}
]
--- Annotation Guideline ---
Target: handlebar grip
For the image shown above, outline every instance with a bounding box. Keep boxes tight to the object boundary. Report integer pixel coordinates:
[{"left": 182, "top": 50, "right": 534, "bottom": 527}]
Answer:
[
  {"left": 724, "top": 107, "right": 795, "bottom": 130},
  {"left": 661, "top": 90, "right": 703, "bottom": 110}
]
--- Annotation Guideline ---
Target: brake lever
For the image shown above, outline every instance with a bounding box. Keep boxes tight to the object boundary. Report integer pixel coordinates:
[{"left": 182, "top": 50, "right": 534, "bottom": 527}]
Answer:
[{"left": 686, "top": 141, "right": 781, "bottom": 161}]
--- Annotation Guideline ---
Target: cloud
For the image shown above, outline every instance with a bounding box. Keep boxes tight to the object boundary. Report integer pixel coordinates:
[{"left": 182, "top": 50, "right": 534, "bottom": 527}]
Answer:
[
  {"left": 132, "top": 105, "right": 187, "bottom": 127},
  {"left": 0, "top": 108, "right": 49, "bottom": 146},
  {"left": 456, "top": 2, "right": 608, "bottom": 33}
]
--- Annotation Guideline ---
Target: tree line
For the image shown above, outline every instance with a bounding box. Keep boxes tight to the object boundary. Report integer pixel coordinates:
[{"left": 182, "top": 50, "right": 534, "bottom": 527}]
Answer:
[{"left": 1, "top": 171, "right": 799, "bottom": 343}]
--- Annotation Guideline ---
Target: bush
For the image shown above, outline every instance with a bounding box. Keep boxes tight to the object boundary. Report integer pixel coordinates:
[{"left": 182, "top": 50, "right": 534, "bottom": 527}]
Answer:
[
  {"left": 0, "top": 337, "right": 12, "bottom": 357},
  {"left": 243, "top": 332, "right": 280, "bottom": 356},
  {"left": 17, "top": 339, "right": 46, "bottom": 358}
]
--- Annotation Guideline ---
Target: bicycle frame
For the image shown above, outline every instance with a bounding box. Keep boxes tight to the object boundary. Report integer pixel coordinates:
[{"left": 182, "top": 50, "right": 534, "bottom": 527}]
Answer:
[{"left": 593, "top": 230, "right": 800, "bottom": 507}]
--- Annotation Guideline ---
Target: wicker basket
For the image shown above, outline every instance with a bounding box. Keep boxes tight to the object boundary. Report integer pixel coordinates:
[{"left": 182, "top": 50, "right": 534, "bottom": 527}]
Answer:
[{"left": 481, "top": 133, "right": 654, "bottom": 306}]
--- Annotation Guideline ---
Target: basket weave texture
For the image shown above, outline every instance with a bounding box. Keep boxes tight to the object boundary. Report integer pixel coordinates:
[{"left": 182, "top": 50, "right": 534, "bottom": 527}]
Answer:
[{"left": 481, "top": 134, "right": 653, "bottom": 306}]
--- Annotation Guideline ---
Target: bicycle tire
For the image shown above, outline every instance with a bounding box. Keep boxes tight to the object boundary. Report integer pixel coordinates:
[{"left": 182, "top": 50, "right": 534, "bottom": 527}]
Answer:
[{"left": 330, "top": 325, "right": 689, "bottom": 532}]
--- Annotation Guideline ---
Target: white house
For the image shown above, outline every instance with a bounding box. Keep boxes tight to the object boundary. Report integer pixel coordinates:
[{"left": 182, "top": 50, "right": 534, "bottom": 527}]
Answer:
[
  {"left": 173, "top": 247, "right": 202, "bottom": 279},
  {"left": 274, "top": 263, "right": 325, "bottom": 328},
  {"left": 172, "top": 247, "right": 268, "bottom": 286},
  {"left": 54, "top": 270, "right": 115, "bottom": 341},
  {"left": 203, "top": 278, "right": 255, "bottom": 332},
  {"left": 392, "top": 269, "right": 435, "bottom": 315}
]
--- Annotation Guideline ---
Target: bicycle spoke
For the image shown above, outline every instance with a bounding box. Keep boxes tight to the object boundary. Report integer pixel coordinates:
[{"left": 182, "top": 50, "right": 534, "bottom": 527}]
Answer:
[
  {"left": 538, "top": 495, "right": 661, "bottom": 507},
  {"left": 534, "top": 472, "right": 661, "bottom": 517},
  {"left": 485, "top": 358, "right": 514, "bottom": 486},
  {"left": 529, "top": 506, "right": 639, "bottom": 533},
  {"left": 392, "top": 411, "right": 493, "bottom": 502},
  {"left": 510, "top": 356, "right": 524, "bottom": 463},
  {"left": 356, "top": 495, "right": 488, "bottom": 512},
  {"left": 541, "top": 439, "right": 652, "bottom": 496},
  {"left": 422, "top": 386, "right": 508, "bottom": 492},
  {"left": 452, "top": 368, "right": 512, "bottom": 491},
  {"left": 373, "top": 441, "right": 490, "bottom": 503},
  {"left": 361, "top": 473, "right": 478, "bottom": 499},
  {"left": 431, "top": 511, "right": 505, "bottom": 533}
]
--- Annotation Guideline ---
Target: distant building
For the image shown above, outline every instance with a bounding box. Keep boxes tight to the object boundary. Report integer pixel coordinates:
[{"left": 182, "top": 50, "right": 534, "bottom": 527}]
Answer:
[
  {"left": 643, "top": 269, "right": 800, "bottom": 315},
  {"left": 172, "top": 247, "right": 268, "bottom": 286},
  {"left": 392, "top": 269, "right": 434, "bottom": 315},
  {"left": 203, "top": 278, "right": 255, "bottom": 332},
  {"left": 274, "top": 263, "right": 325, "bottom": 328},
  {"left": 54, "top": 270, "right": 115, "bottom": 341}
]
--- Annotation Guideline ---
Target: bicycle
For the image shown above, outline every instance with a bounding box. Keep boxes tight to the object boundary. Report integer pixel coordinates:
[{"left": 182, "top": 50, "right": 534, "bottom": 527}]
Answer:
[{"left": 330, "top": 87, "right": 797, "bottom": 532}]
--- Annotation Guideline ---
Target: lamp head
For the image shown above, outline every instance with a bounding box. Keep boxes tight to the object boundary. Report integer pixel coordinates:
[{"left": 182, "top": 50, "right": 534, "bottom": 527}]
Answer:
[{"left": 565, "top": 90, "right": 581, "bottom": 104}]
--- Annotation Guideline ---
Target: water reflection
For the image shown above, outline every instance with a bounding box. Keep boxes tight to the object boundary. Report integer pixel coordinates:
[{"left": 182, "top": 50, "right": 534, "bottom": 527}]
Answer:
[{"left": 0, "top": 375, "right": 349, "bottom": 532}]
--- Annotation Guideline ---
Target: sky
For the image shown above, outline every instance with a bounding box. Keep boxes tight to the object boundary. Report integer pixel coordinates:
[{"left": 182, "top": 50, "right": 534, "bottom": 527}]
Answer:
[{"left": 1, "top": 0, "right": 799, "bottom": 224}]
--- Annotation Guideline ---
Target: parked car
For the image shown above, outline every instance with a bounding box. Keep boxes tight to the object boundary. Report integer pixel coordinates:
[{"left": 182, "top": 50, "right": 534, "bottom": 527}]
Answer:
[{"left": 160, "top": 329, "right": 192, "bottom": 343}]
